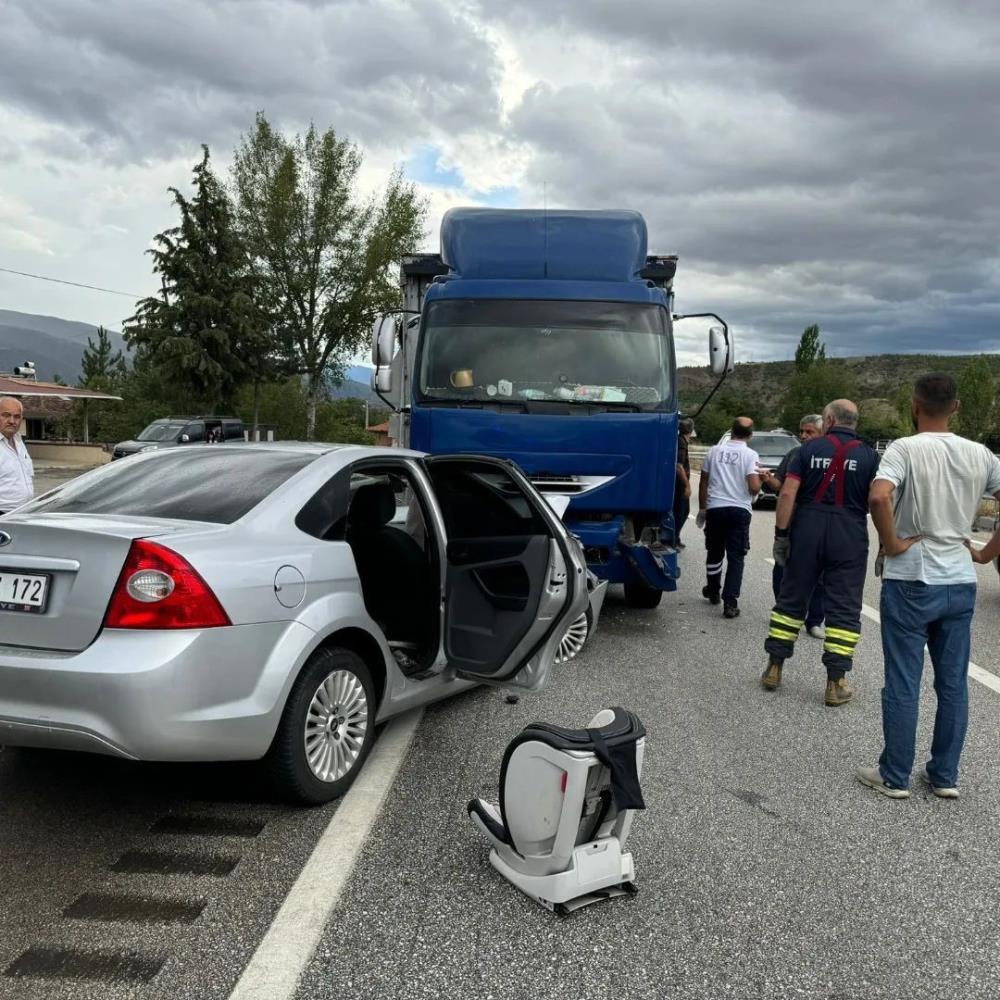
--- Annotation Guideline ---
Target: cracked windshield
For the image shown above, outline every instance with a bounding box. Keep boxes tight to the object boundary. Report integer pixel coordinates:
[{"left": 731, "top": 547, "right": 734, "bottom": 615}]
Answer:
[{"left": 418, "top": 299, "right": 673, "bottom": 409}]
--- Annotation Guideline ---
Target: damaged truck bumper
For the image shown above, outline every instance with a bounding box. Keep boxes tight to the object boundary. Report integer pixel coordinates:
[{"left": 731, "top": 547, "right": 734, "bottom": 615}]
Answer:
[{"left": 567, "top": 517, "right": 679, "bottom": 593}]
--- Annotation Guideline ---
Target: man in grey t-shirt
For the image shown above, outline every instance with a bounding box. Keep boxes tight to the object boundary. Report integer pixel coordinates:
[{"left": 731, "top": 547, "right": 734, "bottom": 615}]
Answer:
[{"left": 857, "top": 374, "right": 1000, "bottom": 800}]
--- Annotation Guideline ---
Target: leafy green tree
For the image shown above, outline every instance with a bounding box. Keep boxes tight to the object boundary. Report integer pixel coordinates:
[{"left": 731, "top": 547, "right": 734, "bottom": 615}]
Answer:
[
  {"left": 232, "top": 112, "right": 426, "bottom": 438},
  {"left": 693, "top": 389, "right": 771, "bottom": 444},
  {"left": 892, "top": 383, "right": 914, "bottom": 432},
  {"left": 794, "top": 323, "right": 826, "bottom": 372},
  {"left": 80, "top": 326, "right": 126, "bottom": 391},
  {"left": 314, "top": 398, "right": 375, "bottom": 445},
  {"left": 780, "top": 361, "right": 856, "bottom": 431},
  {"left": 125, "top": 146, "right": 266, "bottom": 413},
  {"left": 955, "top": 356, "right": 997, "bottom": 443},
  {"left": 858, "top": 398, "right": 906, "bottom": 444}
]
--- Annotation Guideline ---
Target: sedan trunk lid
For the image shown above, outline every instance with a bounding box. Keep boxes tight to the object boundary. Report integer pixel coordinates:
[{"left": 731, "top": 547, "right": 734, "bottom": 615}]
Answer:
[{"left": 0, "top": 514, "right": 191, "bottom": 652}]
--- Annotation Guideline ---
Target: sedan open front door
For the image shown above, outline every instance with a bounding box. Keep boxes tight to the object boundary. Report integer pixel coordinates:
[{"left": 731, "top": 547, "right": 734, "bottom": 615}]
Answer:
[{"left": 424, "top": 456, "right": 588, "bottom": 691}]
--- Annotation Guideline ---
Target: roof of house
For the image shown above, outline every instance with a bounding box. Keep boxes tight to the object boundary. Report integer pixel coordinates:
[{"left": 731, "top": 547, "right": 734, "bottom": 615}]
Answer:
[
  {"left": 0, "top": 376, "right": 122, "bottom": 402},
  {"left": 369, "top": 421, "right": 390, "bottom": 433}
]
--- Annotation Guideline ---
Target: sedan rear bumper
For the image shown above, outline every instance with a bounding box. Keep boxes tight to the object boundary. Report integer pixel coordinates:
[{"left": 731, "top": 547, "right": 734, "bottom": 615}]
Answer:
[{"left": 0, "top": 622, "right": 314, "bottom": 761}]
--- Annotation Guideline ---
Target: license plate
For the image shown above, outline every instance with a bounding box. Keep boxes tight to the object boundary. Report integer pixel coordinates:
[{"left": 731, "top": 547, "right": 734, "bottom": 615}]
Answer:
[{"left": 0, "top": 572, "right": 50, "bottom": 614}]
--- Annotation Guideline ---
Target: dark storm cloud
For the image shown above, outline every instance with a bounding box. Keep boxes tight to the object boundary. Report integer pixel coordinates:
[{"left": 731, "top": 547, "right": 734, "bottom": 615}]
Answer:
[
  {"left": 0, "top": 0, "right": 502, "bottom": 160},
  {"left": 483, "top": 0, "right": 1000, "bottom": 357}
]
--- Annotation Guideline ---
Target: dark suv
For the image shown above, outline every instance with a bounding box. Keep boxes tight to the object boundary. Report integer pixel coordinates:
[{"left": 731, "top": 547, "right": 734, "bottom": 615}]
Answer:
[{"left": 112, "top": 416, "right": 245, "bottom": 460}]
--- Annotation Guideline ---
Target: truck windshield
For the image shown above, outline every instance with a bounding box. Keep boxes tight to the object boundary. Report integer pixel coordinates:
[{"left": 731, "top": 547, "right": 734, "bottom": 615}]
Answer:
[{"left": 417, "top": 299, "right": 673, "bottom": 409}]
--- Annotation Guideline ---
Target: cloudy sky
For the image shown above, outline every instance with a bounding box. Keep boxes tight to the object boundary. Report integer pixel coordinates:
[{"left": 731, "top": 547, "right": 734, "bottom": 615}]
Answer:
[{"left": 1, "top": 0, "right": 999, "bottom": 365}]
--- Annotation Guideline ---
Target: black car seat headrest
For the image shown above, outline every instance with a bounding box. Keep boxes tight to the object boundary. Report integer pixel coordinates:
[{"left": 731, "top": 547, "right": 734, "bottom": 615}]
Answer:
[
  {"left": 500, "top": 707, "right": 646, "bottom": 821},
  {"left": 348, "top": 483, "right": 396, "bottom": 529}
]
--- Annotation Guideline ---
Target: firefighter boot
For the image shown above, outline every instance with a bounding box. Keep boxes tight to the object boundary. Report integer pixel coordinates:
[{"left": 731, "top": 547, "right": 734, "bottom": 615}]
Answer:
[
  {"left": 761, "top": 658, "right": 783, "bottom": 691},
  {"left": 825, "top": 675, "right": 853, "bottom": 707}
]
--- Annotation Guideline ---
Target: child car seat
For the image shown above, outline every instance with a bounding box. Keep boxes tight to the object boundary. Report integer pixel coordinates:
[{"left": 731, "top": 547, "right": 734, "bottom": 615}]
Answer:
[{"left": 468, "top": 707, "right": 645, "bottom": 913}]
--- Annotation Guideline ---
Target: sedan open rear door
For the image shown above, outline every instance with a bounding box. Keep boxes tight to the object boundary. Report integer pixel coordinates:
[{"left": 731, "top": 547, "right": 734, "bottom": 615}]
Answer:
[{"left": 423, "top": 456, "right": 588, "bottom": 691}]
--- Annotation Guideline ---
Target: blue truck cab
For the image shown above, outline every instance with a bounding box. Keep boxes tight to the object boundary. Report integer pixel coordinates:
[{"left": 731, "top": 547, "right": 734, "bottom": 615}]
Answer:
[{"left": 373, "top": 208, "right": 732, "bottom": 618}]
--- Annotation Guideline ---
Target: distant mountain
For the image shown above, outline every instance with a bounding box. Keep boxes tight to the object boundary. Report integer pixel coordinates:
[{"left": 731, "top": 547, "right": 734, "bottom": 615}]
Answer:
[
  {"left": 328, "top": 375, "right": 379, "bottom": 404},
  {"left": 347, "top": 364, "right": 373, "bottom": 383},
  {"left": 0, "top": 309, "right": 127, "bottom": 383}
]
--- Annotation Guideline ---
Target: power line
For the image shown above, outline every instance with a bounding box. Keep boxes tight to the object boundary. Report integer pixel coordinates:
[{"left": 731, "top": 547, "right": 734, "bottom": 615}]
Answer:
[{"left": 0, "top": 265, "right": 144, "bottom": 299}]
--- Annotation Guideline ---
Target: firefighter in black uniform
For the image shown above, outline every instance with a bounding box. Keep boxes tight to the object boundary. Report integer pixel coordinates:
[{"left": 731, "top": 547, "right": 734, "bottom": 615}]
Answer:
[{"left": 761, "top": 399, "right": 879, "bottom": 706}]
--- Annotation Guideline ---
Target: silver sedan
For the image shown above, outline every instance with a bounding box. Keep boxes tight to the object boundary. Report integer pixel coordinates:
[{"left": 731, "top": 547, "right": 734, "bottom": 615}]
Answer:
[{"left": 0, "top": 444, "right": 590, "bottom": 803}]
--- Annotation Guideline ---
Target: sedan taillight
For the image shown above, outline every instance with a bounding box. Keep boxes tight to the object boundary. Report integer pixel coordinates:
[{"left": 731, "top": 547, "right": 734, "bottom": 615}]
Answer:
[{"left": 104, "top": 539, "right": 231, "bottom": 630}]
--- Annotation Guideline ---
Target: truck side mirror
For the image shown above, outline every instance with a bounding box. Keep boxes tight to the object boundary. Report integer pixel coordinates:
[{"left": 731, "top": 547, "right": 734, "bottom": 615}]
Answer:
[
  {"left": 372, "top": 368, "right": 394, "bottom": 395},
  {"left": 709, "top": 325, "right": 735, "bottom": 375},
  {"left": 371, "top": 315, "right": 397, "bottom": 367}
]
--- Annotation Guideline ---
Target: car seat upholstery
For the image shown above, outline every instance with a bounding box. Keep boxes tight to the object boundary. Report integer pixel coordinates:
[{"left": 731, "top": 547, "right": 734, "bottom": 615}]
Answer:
[{"left": 346, "top": 482, "right": 429, "bottom": 645}]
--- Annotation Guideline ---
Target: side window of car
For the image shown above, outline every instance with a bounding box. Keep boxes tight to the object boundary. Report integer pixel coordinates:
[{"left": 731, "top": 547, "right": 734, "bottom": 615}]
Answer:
[
  {"left": 295, "top": 465, "right": 430, "bottom": 544},
  {"left": 295, "top": 469, "right": 352, "bottom": 540},
  {"left": 185, "top": 421, "right": 205, "bottom": 443}
]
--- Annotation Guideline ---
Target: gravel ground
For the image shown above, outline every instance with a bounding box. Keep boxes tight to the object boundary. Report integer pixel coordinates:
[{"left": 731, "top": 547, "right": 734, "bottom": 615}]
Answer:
[{"left": 294, "top": 500, "right": 1000, "bottom": 1000}]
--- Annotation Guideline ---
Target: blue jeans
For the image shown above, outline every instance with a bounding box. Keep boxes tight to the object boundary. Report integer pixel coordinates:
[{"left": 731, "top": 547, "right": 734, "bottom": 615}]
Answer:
[{"left": 878, "top": 579, "right": 977, "bottom": 790}]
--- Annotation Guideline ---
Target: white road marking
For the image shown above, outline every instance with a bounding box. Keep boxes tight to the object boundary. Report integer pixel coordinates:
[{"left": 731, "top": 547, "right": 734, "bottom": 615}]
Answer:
[
  {"left": 765, "top": 558, "right": 1000, "bottom": 694},
  {"left": 228, "top": 708, "right": 424, "bottom": 1000}
]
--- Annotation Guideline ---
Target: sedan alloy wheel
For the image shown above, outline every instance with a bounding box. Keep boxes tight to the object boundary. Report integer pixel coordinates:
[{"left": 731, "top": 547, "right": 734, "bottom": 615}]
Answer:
[
  {"left": 555, "top": 609, "right": 591, "bottom": 663},
  {"left": 304, "top": 669, "right": 370, "bottom": 783},
  {"left": 265, "top": 646, "right": 377, "bottom": 804}
]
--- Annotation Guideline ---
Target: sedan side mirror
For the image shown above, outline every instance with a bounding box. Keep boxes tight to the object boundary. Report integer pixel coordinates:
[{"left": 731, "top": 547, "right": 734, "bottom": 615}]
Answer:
[{"left": 709, "top": 325, "right": 735, "bottom": 376}]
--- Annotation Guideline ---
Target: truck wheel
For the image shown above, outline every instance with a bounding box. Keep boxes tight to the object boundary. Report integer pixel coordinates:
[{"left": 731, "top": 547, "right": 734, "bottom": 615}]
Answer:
[
  {"left": 264, "top": 646, "right": 376, "bottom": 805},
  {"left": 624, "top": 582, "right": 663, "bottom": 609},
  {"left": 555, "top": 608, "right": 593, "bottom": 663}
]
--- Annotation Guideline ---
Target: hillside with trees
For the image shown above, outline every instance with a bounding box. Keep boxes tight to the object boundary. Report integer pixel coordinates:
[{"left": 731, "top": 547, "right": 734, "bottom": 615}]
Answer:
[{"left": 681, "top": 327, "right": 1000, "bottom": 448}]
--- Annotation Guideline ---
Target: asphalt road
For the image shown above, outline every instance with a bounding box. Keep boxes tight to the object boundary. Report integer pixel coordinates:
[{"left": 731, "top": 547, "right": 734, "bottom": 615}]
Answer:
[
  {"left": 292, "top": 499, "right": 1000, "bottom": 1000},
  {"left": 1, "top": 464, "right": 339, "bottom": 999},
  {"left": 2, "top": 467, "right": 999, "bottom": 999},
  {"left": 0, "top": 752, "right": 340, "bottom": 1000}
]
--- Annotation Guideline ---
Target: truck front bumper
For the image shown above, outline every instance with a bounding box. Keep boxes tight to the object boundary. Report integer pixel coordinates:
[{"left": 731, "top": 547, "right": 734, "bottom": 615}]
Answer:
[{"left": 569, "top": 519, "right": 679, "bottom": 592}]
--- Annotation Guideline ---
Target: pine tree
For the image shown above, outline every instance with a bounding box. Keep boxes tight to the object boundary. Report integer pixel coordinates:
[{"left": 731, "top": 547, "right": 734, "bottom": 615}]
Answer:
[
  {"left": 125, "top": 146, "right": 267, "bottom": 413},
  {"left": 794, "top": 324, "right": 827, "bottom": 372},
  {"left": 80, "top": 326, "right": 126, "bottom": 391}
]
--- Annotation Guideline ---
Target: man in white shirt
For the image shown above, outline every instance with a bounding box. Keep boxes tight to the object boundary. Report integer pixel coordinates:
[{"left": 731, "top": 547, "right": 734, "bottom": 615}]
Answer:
[
  {"left": 697, "top": 417, "right": 762, "bottom": 618},
  {"left": 0, "top": 396, "right": 34, "bottom": 514},
  {"left": 858, "top": 374, "right": 1000, "bottom": 800}
]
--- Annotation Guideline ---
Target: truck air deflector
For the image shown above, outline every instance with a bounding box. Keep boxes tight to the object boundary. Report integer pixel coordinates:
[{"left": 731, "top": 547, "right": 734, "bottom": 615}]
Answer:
[{"left": 441, "top": 208, "right": 648, "bottom": 282}]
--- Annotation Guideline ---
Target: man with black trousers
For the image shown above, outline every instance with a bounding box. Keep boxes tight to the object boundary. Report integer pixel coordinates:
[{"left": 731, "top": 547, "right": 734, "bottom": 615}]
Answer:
[
  {"left": 697, "top": 417, "right": 762, "bottom": 619},
  {"left": 761, "top": 399, "right": 879, "bottom": 706},
  {"left": 760, "top": 413, "right": 826, "bottom": 636}
]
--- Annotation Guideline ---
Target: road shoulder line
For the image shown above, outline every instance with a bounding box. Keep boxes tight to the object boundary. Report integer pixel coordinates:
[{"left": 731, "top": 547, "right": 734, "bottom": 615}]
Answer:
[{"left": 228, "top": 708, "right": 424, "bottom": 1000}]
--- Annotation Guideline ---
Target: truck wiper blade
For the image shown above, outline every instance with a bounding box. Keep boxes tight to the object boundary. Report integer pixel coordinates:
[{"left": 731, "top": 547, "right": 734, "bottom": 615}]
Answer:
[
  {"left": 421, "top": 398, "right": 524, "bottom": 409},
  {"left": 561, "top": 400, "right": 643, "bottom": 412}
]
